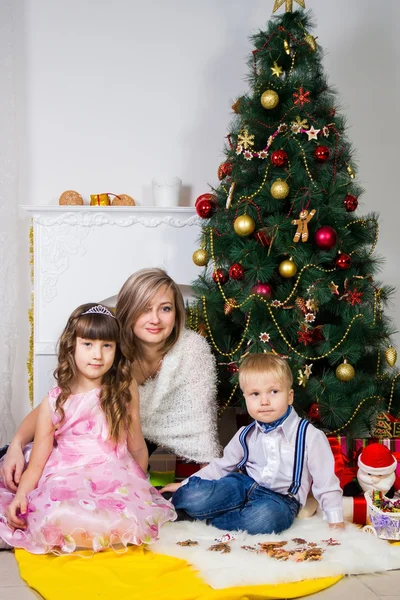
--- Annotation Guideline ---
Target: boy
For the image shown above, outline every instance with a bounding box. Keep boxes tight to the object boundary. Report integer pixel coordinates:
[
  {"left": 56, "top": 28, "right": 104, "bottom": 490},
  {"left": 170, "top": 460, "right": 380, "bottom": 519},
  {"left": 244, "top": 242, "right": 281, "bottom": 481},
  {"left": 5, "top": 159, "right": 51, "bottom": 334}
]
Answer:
[{"left": 162, "top": 353, "right": 344, "bottom": 534}]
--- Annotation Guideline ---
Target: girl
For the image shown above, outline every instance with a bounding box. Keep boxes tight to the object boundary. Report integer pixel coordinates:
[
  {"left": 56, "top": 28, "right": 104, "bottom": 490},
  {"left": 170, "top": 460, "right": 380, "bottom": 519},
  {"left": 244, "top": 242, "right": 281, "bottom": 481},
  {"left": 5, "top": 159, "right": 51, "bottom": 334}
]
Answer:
[
  {"left": 3, "top": 269, "right": 220, "bottom": 491},
  {"left": 0, "top": 303, "right": 176, "bottom": 554}
]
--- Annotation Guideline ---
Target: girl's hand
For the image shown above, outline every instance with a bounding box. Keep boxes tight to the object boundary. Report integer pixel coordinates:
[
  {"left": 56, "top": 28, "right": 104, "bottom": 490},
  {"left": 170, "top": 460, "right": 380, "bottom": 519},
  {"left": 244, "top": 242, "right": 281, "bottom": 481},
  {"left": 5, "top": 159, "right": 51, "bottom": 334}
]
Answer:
[
  {"left": 160, "top": 482, "right": 182, "bottom": 493},
  {"left": 0, "top": 444, "right": 25, "bottom": 492},
  {"left": 6, "top": 494, "right": 28, "bottom": 530}
]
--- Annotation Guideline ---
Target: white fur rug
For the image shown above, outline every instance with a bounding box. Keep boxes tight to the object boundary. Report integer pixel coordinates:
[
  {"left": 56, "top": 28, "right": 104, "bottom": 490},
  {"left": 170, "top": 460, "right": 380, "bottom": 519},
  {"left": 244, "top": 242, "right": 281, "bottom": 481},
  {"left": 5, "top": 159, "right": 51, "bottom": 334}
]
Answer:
[{"left": 150, "top": 516, "right": 400, "bottom": 589}]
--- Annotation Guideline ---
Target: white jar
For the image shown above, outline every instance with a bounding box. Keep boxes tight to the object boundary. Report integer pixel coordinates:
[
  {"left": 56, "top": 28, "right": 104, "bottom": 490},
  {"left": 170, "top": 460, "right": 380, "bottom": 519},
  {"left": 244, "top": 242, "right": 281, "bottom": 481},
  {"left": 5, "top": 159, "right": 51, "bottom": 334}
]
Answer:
[{"left": 152, "top": 176, "right": 182, "bottom": 207}]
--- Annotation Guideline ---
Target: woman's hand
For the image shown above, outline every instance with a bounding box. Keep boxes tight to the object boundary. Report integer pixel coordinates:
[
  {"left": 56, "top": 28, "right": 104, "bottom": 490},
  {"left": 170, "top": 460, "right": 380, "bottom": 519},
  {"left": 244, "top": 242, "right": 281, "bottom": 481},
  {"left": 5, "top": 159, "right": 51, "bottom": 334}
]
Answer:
[
  {"left": 5, "top": 493, "right": 28, "bottom": 530},
  {"left": 0, "top": 444, "right": 25, "bottom": 492},
  {"left": 160, "top": 482, "right": 182, "bottom": 493}
]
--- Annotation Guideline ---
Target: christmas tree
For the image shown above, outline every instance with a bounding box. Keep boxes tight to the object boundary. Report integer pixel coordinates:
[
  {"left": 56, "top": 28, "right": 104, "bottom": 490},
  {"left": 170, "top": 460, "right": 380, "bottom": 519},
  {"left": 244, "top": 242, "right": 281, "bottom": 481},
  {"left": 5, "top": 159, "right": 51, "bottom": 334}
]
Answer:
[{"left": 188, "top": 2, "right": 400, "bottom": 438}]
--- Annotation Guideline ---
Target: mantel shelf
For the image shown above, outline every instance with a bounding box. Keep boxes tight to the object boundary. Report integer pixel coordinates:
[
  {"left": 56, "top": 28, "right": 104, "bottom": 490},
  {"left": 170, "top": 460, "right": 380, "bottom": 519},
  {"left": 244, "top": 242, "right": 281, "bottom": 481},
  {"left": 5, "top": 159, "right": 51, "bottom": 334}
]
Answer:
[{"left": 21, "top": 205, "right": 196, "bottom": 214}]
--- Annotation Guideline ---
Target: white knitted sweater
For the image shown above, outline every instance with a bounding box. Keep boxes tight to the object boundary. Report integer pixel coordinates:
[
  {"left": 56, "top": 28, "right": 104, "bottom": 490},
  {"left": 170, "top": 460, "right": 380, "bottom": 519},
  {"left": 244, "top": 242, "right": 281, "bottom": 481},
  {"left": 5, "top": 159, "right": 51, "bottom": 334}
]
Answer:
[{"left": 139, "top": 329, "right": 221, "bottom": 463}]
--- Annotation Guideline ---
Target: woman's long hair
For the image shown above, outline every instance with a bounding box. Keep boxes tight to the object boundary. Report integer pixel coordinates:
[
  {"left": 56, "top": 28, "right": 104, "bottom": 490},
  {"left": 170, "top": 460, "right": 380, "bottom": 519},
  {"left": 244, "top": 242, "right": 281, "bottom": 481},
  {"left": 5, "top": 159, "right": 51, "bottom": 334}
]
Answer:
[
  {"left": 115, "top": 268, "right": 186, "bottom": 362},
  {"left": 53, "top": 303, "right": 133, "bottom": 443}
]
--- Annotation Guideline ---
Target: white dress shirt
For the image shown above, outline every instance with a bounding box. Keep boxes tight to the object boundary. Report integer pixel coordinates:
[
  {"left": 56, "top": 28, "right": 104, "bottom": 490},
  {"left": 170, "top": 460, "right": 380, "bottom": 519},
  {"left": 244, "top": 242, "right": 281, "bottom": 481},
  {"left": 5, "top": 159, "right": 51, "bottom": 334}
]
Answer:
[{"left": 187, "top": 408, "right": 343, "bottom": 524}]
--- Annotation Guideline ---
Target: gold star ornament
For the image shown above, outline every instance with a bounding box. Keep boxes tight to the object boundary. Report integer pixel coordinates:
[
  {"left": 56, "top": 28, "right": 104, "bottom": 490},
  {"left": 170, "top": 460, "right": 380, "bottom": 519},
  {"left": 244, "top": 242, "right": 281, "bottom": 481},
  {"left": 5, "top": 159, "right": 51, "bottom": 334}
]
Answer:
[
  {"left": 272, "top": 0, "right": 306, "bottom": 13},
  {"left": 270, "top": 61, "right": 283, "bottom": 78}
]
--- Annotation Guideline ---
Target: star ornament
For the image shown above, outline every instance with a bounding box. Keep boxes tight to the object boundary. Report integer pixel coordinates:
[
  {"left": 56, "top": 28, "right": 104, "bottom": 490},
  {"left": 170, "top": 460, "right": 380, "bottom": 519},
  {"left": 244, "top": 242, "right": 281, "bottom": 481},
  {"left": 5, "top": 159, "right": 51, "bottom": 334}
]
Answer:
[
  {"left": 272, "top": 0, "right": 306, "bottom": 13},
  {"left": 271, "top": 61, "right": 283, "bottom": 78},
  {"left": 329, "top": 281, "right": 339, "bottom": 295},
  {"left": 293, "top": 87, "right": 311, "bottom": 107},
  {"left": 306, "top": 126, "right": 320, "bottom": 141}
]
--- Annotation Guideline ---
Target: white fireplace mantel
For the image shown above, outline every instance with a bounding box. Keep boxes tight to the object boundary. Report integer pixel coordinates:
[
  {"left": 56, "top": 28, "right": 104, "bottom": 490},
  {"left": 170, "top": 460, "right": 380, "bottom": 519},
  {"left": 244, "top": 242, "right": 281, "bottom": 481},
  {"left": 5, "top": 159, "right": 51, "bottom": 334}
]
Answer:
[{"left": 22, "top": 205, "right": 202, "bottom": 405}]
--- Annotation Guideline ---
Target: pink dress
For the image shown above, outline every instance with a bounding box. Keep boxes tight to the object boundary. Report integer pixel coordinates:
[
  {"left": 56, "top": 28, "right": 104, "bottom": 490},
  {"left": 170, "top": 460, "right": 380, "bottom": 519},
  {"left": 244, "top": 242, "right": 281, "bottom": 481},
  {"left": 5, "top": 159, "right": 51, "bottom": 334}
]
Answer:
[{"left": 0, "top": 387, "right": 176, "bottom": 554}]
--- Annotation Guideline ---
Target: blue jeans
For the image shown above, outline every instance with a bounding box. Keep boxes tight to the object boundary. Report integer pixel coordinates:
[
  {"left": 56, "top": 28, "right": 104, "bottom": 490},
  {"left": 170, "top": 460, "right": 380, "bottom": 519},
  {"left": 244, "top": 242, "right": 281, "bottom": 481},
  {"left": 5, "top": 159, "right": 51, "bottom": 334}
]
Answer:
[{"left": 172, "top": 473, "right": 299, "bottom": 535}]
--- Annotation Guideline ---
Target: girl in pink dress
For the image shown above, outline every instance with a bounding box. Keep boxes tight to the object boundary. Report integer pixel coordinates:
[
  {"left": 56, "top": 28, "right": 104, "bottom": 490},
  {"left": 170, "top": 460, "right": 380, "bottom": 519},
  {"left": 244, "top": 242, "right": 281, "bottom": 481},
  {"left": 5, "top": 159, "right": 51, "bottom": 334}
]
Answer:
[{"left": 0, "top": 303, "right": 176, "bottom": 554}]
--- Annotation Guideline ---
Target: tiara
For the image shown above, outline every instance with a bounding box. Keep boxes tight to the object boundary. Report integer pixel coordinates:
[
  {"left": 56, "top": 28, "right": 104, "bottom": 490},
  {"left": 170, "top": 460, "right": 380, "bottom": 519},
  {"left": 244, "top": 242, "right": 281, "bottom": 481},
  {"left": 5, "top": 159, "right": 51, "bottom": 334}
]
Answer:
[{"left": 81, "top": 305, "right": 115, "bottom": 318}]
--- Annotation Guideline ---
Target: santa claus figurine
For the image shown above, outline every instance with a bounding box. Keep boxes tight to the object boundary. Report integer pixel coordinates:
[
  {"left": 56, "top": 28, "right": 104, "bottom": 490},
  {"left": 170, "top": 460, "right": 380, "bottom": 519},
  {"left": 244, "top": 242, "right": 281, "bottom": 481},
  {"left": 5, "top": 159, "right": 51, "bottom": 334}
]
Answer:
[{"left": 343, "top": 443, "right": 400, "bottom": 498}]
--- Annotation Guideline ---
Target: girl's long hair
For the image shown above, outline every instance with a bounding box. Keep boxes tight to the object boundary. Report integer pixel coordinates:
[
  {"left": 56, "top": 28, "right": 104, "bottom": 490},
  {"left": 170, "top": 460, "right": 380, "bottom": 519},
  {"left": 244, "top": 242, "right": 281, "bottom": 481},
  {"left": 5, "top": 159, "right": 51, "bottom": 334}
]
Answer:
[
  {"left": 116, "top": 268, "right": 186, "bottom": 362},
  {"left": 53, "top": 303, "right": 133, "bottom": 443}
]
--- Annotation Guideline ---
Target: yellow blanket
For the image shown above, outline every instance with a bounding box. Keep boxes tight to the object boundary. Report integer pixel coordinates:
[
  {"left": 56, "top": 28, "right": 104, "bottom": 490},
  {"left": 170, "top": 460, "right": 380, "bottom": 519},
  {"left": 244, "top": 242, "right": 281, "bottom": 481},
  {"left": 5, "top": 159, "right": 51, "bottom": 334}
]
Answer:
[{"left": 15, "top": 546, "right": 342, "bottom": 600}]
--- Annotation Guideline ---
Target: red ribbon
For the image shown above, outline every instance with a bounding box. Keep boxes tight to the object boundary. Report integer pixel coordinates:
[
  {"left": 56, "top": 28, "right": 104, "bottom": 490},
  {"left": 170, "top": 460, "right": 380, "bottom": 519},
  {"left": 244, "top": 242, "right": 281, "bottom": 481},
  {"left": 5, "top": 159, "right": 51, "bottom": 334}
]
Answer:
[{"left": 353, "top": 497, "right": 367, "bottom": 525}]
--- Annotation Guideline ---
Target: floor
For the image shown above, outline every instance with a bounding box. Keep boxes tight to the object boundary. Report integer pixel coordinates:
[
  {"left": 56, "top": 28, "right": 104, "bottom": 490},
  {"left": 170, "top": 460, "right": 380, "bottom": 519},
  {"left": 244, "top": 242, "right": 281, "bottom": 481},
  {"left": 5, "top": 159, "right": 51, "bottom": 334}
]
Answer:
[{"left": 1, "top": 549, "right": 400, "bottom": 599}]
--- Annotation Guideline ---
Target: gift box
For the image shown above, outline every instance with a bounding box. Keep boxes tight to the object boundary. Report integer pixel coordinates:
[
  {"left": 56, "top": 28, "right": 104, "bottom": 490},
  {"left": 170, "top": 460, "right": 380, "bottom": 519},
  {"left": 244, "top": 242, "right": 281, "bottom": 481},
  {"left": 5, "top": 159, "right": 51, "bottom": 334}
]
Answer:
[
  {"left": 326, "top": 435, "right": 351, "bottom": 476},
  {"left": 342, "top": 495, "right": 368, "bottom": 525}
]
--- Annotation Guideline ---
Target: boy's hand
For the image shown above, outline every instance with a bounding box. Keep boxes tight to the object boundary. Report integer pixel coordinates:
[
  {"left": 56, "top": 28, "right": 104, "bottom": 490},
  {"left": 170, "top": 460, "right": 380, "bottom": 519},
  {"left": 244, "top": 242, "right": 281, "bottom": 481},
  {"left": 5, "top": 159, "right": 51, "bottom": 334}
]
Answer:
[
  {"left": 160, "top": 482, "right": 182, "bottom": 494},
  {"left": 6, "top": 493, "right": 28, "bottom": 529},
  {"left": 329, "top": 521, "right": 345, "bottom": 530}
]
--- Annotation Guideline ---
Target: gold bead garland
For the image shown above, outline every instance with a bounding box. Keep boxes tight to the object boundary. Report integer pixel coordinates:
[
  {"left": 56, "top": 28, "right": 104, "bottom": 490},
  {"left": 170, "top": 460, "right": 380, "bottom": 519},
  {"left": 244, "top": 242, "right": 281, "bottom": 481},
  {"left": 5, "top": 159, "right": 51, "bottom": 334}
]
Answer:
[
  {"left": 218, "top": 382, "right": 240, "bottom": 417},
  {"left": 345, "top": 218, "right": 379, "bottom": 259},
  {"left": 327, "top": 396, "right": 382, "bottom": 435},
  {"left": 266, "top": 307, "right": 364, "bottom": 360},
  {"left": 387, "top": 372, "right": 400, "bottom": 414},
  {"left": 237, "top": 165, "right": 270, "bottom": 203},
  {"left": 27, "top": 223, "right": 34, "bottom": 408},
  {"left": 373, "top": 287, "right": 382, "bottom": 325},
  {"left": 201, "top": 296, "right": 251, "bottom": 358},
  {"left": 292, "top": 137, "right": 316, "bottom": 186}
]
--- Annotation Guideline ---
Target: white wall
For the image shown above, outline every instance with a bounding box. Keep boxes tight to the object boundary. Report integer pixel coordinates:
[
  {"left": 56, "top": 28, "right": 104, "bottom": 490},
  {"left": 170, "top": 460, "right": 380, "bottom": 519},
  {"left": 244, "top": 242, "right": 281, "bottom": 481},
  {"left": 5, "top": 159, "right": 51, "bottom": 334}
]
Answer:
[{"left": 12, "top": 0, "right": 400, "bottom": 424}]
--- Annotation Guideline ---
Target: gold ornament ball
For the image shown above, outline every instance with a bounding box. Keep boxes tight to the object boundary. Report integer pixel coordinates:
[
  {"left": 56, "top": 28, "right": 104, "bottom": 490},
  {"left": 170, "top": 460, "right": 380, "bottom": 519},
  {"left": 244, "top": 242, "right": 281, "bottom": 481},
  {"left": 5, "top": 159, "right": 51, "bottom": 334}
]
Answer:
[
  {"left": 279, "top": 258, "right": 297, "bottom": 278},
  {"left": 336, "top": 361, "right": 355, "bottom": 382},
  {"left": 271, "top": 179, "right": 289, "bottom": 200},
  {"left": 260, "top": 89, "right": 279, "bottom": 110},
  {"left": 58, "top": 190, "right": 84, "bottom": 205},
  {"left": 385, "top": 346, "right": 397, "bottom": 368},
  {"left": 192, "top": 248, "right": 209, "bottom": 267},
  {"left": 234, "top": 215, "right": 256, "bottom": 237}
]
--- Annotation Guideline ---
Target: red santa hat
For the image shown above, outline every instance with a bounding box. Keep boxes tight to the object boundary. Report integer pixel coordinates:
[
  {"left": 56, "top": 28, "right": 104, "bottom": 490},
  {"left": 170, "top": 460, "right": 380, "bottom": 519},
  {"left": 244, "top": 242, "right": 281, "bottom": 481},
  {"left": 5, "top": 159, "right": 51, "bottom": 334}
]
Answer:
[{"left": 358, "top": 443, "right": 397, "bottom": 475}]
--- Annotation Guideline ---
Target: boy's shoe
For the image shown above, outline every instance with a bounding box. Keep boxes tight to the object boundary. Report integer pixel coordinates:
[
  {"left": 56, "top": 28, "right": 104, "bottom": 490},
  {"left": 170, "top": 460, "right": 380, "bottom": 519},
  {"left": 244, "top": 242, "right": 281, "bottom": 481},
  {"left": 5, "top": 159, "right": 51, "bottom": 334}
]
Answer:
[
  {"left": 0, "top": 538, "right": 12, "bottom": 551},
  {"left": 0, "top": 445, "right": 9, "bottom": 459}
]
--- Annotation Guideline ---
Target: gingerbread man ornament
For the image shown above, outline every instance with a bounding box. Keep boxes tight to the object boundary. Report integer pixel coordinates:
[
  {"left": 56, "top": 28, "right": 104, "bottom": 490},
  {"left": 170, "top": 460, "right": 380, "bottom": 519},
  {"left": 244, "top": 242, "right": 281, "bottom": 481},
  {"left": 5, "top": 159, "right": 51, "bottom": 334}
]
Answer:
[{"left": 292, "top": 209, "right": 316, "bottom": 243}]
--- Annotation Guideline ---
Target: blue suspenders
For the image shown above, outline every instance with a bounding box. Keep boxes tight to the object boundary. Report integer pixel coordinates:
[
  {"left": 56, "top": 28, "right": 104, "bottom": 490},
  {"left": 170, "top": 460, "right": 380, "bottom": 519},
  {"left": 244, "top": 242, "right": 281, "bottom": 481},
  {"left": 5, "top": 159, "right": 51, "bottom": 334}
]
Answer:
[{"left": 236, "top": 418, "right": 310, "bottom": 497}]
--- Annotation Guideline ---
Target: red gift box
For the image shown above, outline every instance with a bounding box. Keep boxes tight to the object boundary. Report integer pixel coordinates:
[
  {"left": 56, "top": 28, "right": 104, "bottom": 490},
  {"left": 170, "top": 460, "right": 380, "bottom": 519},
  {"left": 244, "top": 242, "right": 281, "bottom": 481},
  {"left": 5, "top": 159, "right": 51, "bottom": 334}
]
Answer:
[{"left": 343, "top": 496, "right": 368, "bottom": 525}]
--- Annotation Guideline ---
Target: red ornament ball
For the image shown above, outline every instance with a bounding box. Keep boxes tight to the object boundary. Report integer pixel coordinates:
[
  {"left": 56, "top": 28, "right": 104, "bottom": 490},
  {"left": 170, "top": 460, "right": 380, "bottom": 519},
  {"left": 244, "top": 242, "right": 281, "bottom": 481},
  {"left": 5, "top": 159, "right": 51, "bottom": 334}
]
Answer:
[
  {"left": 251, "top": 282, "right": 273, "bottom": 299},
  {"left": 195, "top": 197, "right": 216, "bottom": 219},
  {"left": 195, "top": 193, "right": 216, "bottom": 208},
  {"left": 344, "top": 194, "right": 358, "bottom": 212},
  {"left": 254, "top": 229, "right": 270, "bottom": 247},
  {"left": 218, "top": 162, "right": 233, "bottom": 180},
  {"left": 212, "top": 268, "right": 229, "bottom": 285},
  {"left": 314, "top": 145, "right": 330, "bottom": 162},
  {"left": 227, "top": 363, "right": 239, "bottom": 374},
  {"left": 307, "top": 402, "right": 321, "bottom": 421},
  {"left": 270, "top": 149, "right": 289, "bottom": 168},
  {"left": 314, "top": 226, "right": 337, "bottom": 250},
  {"left": 229, "top": 263, "right": 245, "bottom": 280},
  {"left": 335, "top": 253, "right": 352, "bottom": 270}
]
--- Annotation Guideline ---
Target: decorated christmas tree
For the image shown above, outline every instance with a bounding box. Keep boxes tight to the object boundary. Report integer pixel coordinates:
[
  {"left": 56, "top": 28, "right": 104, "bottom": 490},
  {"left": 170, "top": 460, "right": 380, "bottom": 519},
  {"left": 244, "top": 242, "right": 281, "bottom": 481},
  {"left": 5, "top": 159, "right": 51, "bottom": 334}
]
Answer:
[{"left": 188, "top": 1, "right": 400, "bottom": 438}]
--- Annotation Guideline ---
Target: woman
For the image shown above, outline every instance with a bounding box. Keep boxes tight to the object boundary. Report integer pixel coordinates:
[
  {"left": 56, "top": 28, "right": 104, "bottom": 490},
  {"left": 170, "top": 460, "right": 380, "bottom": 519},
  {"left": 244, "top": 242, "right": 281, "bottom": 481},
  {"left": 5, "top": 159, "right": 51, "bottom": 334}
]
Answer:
[{"left": 1, "top": 268, "right": 220, "bottom": 492}]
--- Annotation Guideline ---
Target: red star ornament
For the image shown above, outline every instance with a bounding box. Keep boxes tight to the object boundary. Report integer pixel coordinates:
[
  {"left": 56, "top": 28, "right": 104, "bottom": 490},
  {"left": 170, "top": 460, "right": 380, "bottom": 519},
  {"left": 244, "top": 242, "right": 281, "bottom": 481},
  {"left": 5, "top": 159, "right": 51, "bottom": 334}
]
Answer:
[
  {"left": 345, "top": 288, "right": 363, "bottom": 306},
  {"left": 297, "top": 325, "right": 314, "bottom": 346},
  {"left": 293, "top": 87, "right": 311, "bottom": 107}
]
